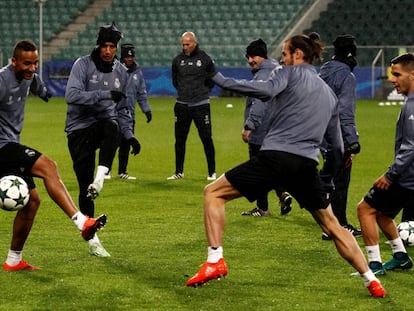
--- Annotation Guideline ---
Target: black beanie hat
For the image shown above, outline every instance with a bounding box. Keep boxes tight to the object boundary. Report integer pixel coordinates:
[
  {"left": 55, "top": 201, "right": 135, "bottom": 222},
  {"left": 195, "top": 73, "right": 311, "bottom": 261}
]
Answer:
[
  {"left": 121, "top": 43, "right": 135, "bottom": 58},
  {"left": 96, "top": 21, "right": 123, "bottom": 46},
  {"left": 333, "top": 34, "right": 357, "bottom": 58},
  {"left": 245, "top": 38, "right": 267, "bottom": 58}
]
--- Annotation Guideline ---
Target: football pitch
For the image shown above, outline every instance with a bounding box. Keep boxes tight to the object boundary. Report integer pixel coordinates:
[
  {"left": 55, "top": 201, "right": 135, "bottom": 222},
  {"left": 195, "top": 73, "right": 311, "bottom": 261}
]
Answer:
[{"left": 0, "top": 96, "right": 412, "bottom": 310}]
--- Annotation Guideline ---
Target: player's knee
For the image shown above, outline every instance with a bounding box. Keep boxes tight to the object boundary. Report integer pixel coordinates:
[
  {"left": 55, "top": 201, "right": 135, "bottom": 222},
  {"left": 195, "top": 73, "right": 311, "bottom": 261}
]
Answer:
[
  {"left": 357, "top": 200, "right": 371, "bottom": 217},
  {"left": 204, "top": 183, "right": 222, "bottom": 202},
  {"left": 204, "top": 183, "right": 214, "bottom": 197},
  {"left": 28, "top": 188, "right": 40, "bottom": 208},
  {"left": 19, "top": 191, "right": 40, "bottom": 219},
  {"left": 42, "top": 156, "right": 59, "bottom": 174}
]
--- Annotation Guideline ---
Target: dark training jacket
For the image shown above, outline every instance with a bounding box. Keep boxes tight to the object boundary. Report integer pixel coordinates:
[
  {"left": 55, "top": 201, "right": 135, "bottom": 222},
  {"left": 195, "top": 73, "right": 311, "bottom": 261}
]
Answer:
[{"left": 172, "top": 46, "right": 215, "bottom": 105}]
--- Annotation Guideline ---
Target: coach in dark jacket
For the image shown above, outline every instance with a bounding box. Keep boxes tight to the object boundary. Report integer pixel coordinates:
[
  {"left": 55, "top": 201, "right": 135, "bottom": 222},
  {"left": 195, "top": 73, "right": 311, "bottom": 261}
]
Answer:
[{"left": 168, "top": 32, "right": 216, "bottom": 181}]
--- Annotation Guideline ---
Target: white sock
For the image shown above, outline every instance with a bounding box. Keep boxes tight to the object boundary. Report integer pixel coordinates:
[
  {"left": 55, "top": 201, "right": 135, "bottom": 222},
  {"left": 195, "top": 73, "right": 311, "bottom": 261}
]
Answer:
[
  {"left": 71, "top": 211, "right": 88, "bottom": 231},
  {"left": 361, "top": 270, "right": 378, "bottom": 287},
  {"left": 388, "top": 238, "right": 406, "bottom": 254},
  {"left": 93, "top": 165, "right": 109, "bottom": 189},
  {"left": 6, "top": 250, "right": 22, "bottom": 266},
  {"left": 365, "top": 245, "right": 382, "bottom": 263},
  {"left": 88, "top": 234, "right": 101, "bottom": 246},
  {"left": 207, "top": 246, "right": 223, "bottom": 263}
]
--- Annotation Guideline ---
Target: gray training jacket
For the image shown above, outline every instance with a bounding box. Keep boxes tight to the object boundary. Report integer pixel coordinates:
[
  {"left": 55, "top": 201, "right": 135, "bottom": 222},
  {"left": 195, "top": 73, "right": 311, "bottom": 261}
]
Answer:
[
  {"left": 65, "top": 55, "right": 133, "bottom": 140},
  {"left": 386, "top": 92, "right": 414, "bottom": 190},
  {"left": 319, "top": 60, "right": 359, "bottom": 149},
  {"left": 0, "top": 65, "right": 48, "bottom": 148},
  {"left": 213, "top": 63, "right": 342, "bottom": 164},
  {"left": 125, "top": 62, "right": 151, "bottom": 121},
  {"left": 244, "top": 58, "right": 279, "bottom": 145}
]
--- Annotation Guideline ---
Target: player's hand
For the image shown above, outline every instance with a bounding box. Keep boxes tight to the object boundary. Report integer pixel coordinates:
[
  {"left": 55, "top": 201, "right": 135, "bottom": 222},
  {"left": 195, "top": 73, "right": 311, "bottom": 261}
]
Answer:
[
  {"left": 241, "top": 129, "right": 250, "bottom": 143},
  {"left": 39, "top": 91, "right": 52, "bottom": 102},
  {"left": 344, "top": 142, "right": 361, "bottom": 168},
  {"left": 346, "top": 142, "right": 361, "bottom": 156},
  {"left": 145, "top": 111, "right": 152, "bottom": 123},
  {"left": 110, "top": 90, "right": 126, "bottom": 103},
  {"left": 128, "top": 137, "right": 141, "bottom": 155},
  {"left": 374, "top": 175, "right": 390, "bottom": 190}
]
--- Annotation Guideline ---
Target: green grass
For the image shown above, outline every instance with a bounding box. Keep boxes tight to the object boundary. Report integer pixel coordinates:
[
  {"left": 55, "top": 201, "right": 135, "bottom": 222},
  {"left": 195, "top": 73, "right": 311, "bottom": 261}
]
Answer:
[{"left": 0, "top": 97, "right": 412, "bottom": 310}]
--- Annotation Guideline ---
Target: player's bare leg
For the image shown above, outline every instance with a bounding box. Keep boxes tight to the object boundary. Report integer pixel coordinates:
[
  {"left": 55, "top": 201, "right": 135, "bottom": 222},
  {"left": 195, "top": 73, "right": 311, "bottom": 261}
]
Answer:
[
  {"left": 10, "top": 189, "right": 40, "bottom": 251},
  {"left": 30, "top": 155, "right": 106, "bottom": 240},
  {"left": 312, "top": 205, "right": 386, "bottom": 297},
  {"left": 3, "top": 189, "right": 41, "bottom": 271},
  {"left": 359, "top": 201, "right": 413, "bottom": 272},
  {"left": 187, "top": 175, "right": 241, "bottom": 287},
  {"left": 357, "top": 200, "right": 381, "bottom": 246}
]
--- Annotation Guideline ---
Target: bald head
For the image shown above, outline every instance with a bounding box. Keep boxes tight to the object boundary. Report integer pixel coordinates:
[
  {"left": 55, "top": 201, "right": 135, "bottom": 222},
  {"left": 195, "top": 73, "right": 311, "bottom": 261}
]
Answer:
[{"left": 181, "top": 32, "right": 198, "bottom": 56}]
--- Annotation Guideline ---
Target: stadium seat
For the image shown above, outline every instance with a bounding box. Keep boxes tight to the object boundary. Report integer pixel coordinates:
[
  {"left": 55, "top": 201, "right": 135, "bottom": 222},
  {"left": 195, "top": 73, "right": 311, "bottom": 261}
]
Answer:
[
  {"left": 0, "top": 0, "right": 318, "bottom": 66},
  {"left": 304, "top": 0, "right": 414, "bottom": 66}
]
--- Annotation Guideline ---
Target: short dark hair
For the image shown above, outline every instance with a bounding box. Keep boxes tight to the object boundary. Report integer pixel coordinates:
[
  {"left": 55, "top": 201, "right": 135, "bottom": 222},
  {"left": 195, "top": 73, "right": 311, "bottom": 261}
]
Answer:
[
  {"left": 286, "top": 32, "right": 325, "bottom": 64},
  {"left": 13, "top": 40, "right": 37, "bottom": 59},
  {"left": 391, "top": 53, "right": 414, "bottom": 70}
]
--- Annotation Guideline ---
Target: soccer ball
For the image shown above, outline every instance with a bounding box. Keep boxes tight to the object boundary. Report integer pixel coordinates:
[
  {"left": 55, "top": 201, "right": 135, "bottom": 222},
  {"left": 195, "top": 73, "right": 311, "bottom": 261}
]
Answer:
[
  {"left": 397, "top": 221, "right": 414, "bottom": 247},
  {"left": 0, "top": 175, "right": 30, "bottom": 212}
]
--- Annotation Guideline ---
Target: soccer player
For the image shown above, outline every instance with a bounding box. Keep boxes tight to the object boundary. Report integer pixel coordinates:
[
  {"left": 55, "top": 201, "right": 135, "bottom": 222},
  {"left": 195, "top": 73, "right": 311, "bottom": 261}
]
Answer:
[
  {"left": 239, "top": 38, "right": 292, "bottom": 217},
  {"left": 186, "top": 34, "right": 386, "bottom": 298},
  {"left": 0, "top": 40, "right": 106, "bottom": 270},
  {"left": 107, "top": 43, "right": 151, "bottom": 180},
  {"left": 319, "top": 35, "right": 362, "bottom": 240},
  {"left": 65, "top": 22, "right": 140, "bottom": 257},
  {"left": 167, "top": 32, "right": 217, "bottom": 181},
  {"left": 357, "top": 53, "right": 414, "bottom": 275}
]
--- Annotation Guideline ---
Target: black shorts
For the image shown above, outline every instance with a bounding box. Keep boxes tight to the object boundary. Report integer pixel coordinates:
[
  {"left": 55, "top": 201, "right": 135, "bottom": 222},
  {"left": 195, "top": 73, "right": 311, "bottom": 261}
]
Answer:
[
  {"left": 225, "top": 150, "right": 330, "bottom": 211},
  {"left": 0, "top": 142, "right": 42, "bottom": 189},
  {"left": 363, "top": 184, "right": 414, "bottom": 218}
]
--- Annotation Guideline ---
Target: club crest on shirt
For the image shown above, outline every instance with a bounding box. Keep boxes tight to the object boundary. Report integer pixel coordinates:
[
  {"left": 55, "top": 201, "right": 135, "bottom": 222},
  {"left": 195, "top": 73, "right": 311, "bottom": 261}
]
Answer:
[
  {"left": 89, "top": 75, "right": 98, "bottom": 84},
  {"left": 196, "top": 60, "right": 202, "bottom": 67},
  {"left": 6, "top": 96, "right": 13, "bottom": 105},
  {"left": 114, "top": 78, "right": 120, "bottom": 89}
]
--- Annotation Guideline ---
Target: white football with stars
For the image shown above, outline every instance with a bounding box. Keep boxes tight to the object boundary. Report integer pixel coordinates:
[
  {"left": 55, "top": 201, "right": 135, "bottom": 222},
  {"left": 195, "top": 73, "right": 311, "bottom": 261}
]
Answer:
[
  {"left": 0, "top": 175, "right": 30, "bottom": 212},
  {"left": 398, "top": 221, "right": 414, "bottom": 247}
]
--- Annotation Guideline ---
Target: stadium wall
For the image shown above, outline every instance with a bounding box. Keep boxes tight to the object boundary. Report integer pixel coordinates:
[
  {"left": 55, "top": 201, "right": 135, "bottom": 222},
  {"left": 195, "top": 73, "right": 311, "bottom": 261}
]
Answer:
[{"left": 43, "top": 61, "right": 381, "bottom": 99}]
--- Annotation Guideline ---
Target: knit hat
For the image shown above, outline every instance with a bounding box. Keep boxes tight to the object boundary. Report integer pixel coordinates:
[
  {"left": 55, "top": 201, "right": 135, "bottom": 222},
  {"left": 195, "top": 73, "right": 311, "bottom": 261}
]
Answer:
[
  {"left": 96, "top": 21, "right": 123, "bottom": 46},
  {"left": 333, "top": 35, "right": 356, "bottom": 58},
  {"left": 245, "top": 38, "right": 267, "bottom": 58},
  {"left": 121, "top": 43, "right": 135, "bottom": 58}
]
